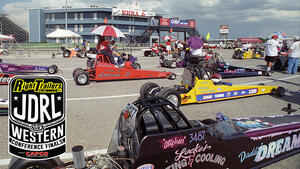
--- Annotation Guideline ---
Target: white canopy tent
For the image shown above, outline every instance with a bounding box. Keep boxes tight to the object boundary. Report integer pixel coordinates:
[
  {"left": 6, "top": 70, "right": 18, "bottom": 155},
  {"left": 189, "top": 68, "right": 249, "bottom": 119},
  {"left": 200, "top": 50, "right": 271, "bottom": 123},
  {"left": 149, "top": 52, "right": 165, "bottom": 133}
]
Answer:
[{"left": 46, "top": 29, "right": 82, "bottom": 39}]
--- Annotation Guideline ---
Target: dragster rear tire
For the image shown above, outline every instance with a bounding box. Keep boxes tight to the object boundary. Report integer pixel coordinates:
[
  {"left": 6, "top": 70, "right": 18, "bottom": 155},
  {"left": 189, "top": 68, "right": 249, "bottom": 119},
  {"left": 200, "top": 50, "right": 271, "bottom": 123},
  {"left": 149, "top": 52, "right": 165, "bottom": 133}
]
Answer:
[
  {"left": 63, "top": 50, "right": 70, "bottom": 58},
  {"left": 158, "top": 88, "right": 181, "bottom": 108},
  {"left": 275, "top": 86, "right": 285, "bottom": 97},
  {"left": 140, "top": 82, "right": 160, "bottom": 99},
  {"left": 74, "top": 70, "right": 89, "bottom": 85},
  {"left": 72, "top": 68, "right": 83, "bottom": 78}
]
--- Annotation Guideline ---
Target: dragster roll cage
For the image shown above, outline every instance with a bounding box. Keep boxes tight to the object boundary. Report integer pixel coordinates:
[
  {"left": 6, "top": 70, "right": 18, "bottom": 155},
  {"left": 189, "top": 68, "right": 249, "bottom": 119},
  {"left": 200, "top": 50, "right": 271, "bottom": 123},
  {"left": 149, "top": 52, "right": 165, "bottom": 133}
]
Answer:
[{"left": 127, "top": 97, "right": 193, "bottom": 135}]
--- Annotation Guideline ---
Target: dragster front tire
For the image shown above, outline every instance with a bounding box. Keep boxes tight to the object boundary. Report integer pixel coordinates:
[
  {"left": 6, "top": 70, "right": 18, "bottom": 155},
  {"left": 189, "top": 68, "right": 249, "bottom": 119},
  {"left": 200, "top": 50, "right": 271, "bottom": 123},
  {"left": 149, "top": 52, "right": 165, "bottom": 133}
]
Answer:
[
  {"left": 275, "top": 87, "right": 285, "bottom": 97},
  {"left": 74, "top": 71, "right": 89, "bottom": 85},
  {"left": 48, "top": 65, "right": 58, "bottom": 74},
  {"left": 140, "top": 82, "right": 160, "bottom": 99}
]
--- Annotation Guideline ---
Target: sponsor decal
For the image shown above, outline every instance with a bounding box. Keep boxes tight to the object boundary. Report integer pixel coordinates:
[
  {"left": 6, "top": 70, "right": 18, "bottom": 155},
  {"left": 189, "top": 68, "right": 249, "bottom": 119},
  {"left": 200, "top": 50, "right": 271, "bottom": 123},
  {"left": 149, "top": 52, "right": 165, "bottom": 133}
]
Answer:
[
  {"left": 137, "top": 164, "right": 155, "bottom": 169},
  {"left": 254, "top": 134, "right": 300, "bottom": 162},
  {"left": 196, "top": 88, "right": 258, "bottom": 101},
  {"left": 261, "top": 88, "right": 265, "bottom": 92},
  {"left": 238, "top": 147, "right": 259, "bottom": 163},
  {"left": 249, "top": 88, "right": 258, "bottom": 94},
  {"left": 112, "top": 8, "right": 155, "bottom": 18},
  {"left": 188, "top": 20, "right": 196, "bottom": 28},
  {"left": 160, "top": 18, "right": 170, "bottom": 26},
  {"left": 8, "top": 76, "right": 66, "bottom": 159},
  {"left": 236, "top": 119, "right": 273, "bottom": 129},
  {"left": 203, "top": 95, "right": 213, "bottom": 100},
  {"left": 159, "top": 136, "right": 186, "bottom": 150},
  {"left": 215, "top": 94, "right": 224, "bottom": 98}
]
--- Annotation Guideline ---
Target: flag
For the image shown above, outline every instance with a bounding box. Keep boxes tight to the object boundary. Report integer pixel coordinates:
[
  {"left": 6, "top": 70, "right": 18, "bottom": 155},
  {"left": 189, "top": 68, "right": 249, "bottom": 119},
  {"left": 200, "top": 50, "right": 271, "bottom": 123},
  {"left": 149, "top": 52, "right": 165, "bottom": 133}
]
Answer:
[
  {"left": 170, "top": 27, "right": 173, "bottom": 33},
  {"left": 104, "top": 17, "right": 107, "bottom": 24},
  {"left": 206, "top": 32, "right": 210, "bottom": 40}
]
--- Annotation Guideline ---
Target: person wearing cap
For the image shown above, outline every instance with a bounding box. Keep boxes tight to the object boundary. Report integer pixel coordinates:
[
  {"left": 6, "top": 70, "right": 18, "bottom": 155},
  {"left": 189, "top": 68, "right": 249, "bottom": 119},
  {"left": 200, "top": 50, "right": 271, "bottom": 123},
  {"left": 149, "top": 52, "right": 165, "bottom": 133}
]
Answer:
[
  {"left": 264, "top": 35, "right": 282, "bottom": 76},
  {"left": 286, "top": 36, "right": 300, "bottom": 74}
]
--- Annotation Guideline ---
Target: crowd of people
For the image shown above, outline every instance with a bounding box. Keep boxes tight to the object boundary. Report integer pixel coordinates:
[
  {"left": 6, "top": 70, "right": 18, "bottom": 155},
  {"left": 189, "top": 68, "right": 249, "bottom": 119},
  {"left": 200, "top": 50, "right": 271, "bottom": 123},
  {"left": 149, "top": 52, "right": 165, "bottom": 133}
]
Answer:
[{"left": 75, "top": 34, "right": 299, "bottom": 74}]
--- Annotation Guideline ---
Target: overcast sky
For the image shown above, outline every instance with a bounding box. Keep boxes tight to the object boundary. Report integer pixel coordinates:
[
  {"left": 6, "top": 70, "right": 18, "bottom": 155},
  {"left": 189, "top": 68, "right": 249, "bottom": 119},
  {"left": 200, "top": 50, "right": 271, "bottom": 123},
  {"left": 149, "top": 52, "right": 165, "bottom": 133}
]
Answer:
[{"left": 1, "top": 0, "right": 299, "bottom": 39}]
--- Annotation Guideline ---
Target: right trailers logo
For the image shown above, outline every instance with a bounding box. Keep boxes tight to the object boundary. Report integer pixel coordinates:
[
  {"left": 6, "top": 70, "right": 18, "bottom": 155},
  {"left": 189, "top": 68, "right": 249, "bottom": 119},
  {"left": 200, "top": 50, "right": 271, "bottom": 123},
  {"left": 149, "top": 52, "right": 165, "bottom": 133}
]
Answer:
[{"left": 8, "top": 76, "right": 66, "bottom": 159}]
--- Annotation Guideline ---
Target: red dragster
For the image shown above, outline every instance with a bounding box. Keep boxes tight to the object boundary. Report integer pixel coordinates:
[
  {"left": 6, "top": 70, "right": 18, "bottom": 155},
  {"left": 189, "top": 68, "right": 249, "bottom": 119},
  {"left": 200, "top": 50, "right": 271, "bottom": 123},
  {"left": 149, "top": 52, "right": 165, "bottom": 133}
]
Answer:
[{"left": 73, "top": 54, "right": 176, "bottom": 85}]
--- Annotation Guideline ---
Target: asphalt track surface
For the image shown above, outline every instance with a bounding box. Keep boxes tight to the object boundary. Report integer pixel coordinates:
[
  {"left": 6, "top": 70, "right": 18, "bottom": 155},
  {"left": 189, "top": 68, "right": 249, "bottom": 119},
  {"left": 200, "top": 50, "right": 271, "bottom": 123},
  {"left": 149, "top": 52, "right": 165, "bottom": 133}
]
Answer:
[{"left": 0, "top": 49, "right": 299, "bottom": 168}]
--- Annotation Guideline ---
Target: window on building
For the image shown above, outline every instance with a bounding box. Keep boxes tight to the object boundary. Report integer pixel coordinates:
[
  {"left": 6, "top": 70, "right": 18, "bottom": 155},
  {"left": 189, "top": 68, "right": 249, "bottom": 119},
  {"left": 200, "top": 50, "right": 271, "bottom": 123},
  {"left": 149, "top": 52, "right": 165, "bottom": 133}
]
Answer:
[
  {"left": 74, "top": 13, "right": 78, "bottom": 20},
  {"left": 93, "top": 12, "right": 97, "bottom": 20},
  {"left": 111, "top": 16, "right": 114, "bottom": 20},
  {"left": 80, "top": 24, "right": 83, "bottom": 32},
  {"left": 56, "top": 25, "right": 59, "bottom": 30},
  {"left": 74, "top": 25, "right": 78, "bottom": 32},
  {"left": 80, "top": 13, "right": 83, "bottom": 20},
  {"left": 51, "top": 14, "right": 55, "bottom": 21},
  {"left": 46, "top": 14, "right": 50, "bottom": 21}
]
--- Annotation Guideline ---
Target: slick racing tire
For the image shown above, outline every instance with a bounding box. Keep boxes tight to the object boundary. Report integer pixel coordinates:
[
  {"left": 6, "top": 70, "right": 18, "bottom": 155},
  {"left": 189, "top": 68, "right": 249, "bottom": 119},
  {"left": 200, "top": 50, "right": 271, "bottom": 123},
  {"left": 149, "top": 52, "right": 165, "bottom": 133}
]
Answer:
[
  {"left": 74, "top": 70, "right": 89, "bottom": 85},
  {"left": 63, "top": 51, "right": 71, "bottom": 58},
  {"left": 144, "top": 51, "right": 151, "bottom": 57},
  {"left": 1, "top": 50, "right": 8, "bottom": 55},
  {"left": 140, "top": 82, "right": 160, "bottom": 99},
  {"left": 72, "top": 68, "right": 83, "bottom": 78},
  {"left": 168, "top": 73, "right": 176, "bottom": 80},
  {"left": 158, "top": 88, "right": 181, "bottom": 108},
  {"left": 47, "top": 65, "right": 58, "bottom": 74},
  {"left": 132, "top": 62, "right": 141, "bottom": 69},
  {"left": 275, "top": 86, "right": 285, "bottom": 97},
  {"left": 8, "top": 156, "right": 63, "bottom": 169},
  {"left": 166, "top": 60, "right": 177, "bottom": 68}
]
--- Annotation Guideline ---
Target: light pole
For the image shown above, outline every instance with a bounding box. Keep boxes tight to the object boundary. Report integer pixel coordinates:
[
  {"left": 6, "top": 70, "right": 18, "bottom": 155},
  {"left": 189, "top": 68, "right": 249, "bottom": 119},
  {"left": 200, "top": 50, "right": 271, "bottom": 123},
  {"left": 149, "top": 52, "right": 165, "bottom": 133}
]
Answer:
[{"left": 65, "top": 0, "right": 68, "bottom": 43}]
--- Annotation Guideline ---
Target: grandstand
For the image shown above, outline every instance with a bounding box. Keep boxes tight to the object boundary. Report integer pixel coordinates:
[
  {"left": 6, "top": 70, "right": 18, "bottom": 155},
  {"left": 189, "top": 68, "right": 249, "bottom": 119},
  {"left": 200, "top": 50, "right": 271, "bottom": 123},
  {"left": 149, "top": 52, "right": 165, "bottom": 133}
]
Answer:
[{"left": 0, "top": 13, "right": 28, "bottom": 42}]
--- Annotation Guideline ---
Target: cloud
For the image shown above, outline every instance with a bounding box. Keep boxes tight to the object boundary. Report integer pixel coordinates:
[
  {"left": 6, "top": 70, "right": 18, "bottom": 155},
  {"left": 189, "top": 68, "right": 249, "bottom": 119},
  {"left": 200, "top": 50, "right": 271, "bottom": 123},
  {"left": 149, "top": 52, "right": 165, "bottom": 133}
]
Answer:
[{"left": 1, "top": 0, "right": 300, "bottom": 38}]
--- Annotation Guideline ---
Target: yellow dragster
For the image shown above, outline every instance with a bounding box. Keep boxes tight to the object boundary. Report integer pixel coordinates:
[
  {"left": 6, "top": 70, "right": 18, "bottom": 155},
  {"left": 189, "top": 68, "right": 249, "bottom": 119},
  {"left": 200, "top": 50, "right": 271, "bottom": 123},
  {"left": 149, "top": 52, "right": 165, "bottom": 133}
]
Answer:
[
  {"left": 232, "top": 48, "right": 264, "bottom": 59},
  {"left": 140, "top": 62, "right": 284, "bottom": 107}
]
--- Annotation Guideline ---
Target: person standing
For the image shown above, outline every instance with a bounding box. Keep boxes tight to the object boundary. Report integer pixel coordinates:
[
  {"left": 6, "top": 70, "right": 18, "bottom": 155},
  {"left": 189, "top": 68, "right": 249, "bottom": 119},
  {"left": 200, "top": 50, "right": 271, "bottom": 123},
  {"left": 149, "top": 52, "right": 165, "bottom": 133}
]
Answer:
[
  {"left": 286, "top": 36, "right": 300, "bottom": 74},
  {"left": 166, "top": 40, "right": 171, "bottom": 56},
  {"left": 264, "top": 35, "right": 282, "bottom": 76}
]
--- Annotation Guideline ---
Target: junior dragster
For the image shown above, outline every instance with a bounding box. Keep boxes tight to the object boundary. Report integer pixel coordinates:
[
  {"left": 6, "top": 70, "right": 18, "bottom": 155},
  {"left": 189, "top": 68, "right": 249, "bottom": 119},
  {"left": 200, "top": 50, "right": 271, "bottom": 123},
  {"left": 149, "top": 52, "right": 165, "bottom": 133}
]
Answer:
[
  {"left": 0, "top": 59, "right": 59, "bottom": 74},
  {"left": 8, "top": 97, "right": 300, "bottom": 169},
  {"left": 139, "top": 61, "right": 284, "bottom": 108},
  {"left": 73, "top": 53, "right": 176, "bottom": 85}
]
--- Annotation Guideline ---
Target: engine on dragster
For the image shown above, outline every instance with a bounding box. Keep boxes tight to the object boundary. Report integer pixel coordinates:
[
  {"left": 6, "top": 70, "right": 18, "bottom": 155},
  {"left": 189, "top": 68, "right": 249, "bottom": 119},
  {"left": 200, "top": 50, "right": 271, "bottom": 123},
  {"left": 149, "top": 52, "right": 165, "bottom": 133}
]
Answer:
[{"left": 8, "top": 97, "right": 300, "bottom": 169}]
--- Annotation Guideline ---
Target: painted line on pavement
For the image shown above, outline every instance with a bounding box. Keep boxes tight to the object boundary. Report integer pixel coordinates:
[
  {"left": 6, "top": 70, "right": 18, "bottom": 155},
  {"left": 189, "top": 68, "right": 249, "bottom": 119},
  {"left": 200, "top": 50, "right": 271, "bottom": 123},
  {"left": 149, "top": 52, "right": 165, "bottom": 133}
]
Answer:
[
  {"left": 0, "top": 149, "right": 108, "bottom": 166},
  {"left": 67, "top": 93, "right": 139, "bottom": 101}
]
